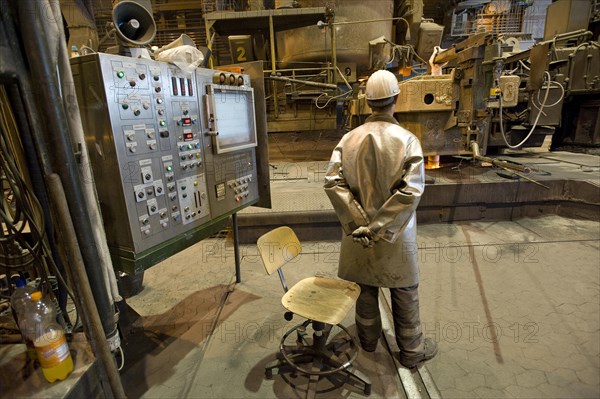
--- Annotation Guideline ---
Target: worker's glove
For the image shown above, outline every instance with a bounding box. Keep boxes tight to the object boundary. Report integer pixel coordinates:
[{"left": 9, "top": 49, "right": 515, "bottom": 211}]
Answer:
[{"left": 352, "top": 226, "right": 376, "bottom": 248}]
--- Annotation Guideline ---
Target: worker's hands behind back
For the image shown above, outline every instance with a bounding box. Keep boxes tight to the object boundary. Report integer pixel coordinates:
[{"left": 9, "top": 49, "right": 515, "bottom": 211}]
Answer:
[{"left": 352, "top": 226, "right": 376, "bottom": 248}]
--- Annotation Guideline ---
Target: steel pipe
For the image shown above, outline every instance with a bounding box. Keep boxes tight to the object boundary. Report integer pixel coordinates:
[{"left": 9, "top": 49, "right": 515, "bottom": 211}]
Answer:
[
  {"left": 47, "top": 174, "right": 126, "bottom": 399},
  {"left": 17, "top": 0, "right": 116, "bottom": 339}
]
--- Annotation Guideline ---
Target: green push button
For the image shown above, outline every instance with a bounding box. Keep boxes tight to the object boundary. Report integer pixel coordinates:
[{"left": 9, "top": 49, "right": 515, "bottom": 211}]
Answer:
[
  {"left": 117, "top": 71, "right": 125, "bottom": 78},
  {"left": 159, "top": 120, "right": 166, "bottom": 127}
]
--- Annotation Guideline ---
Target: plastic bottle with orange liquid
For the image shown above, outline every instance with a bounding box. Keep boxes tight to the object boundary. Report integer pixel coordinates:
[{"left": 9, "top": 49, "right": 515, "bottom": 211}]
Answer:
[{"left": 26, "top": 291, "right": 74, "bottom": 382}]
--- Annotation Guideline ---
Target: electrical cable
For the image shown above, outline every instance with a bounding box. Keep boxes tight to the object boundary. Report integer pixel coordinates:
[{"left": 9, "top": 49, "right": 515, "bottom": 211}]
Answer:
[
  {"left": 1, "top": 110, "right": 78, "bottom": 327},
  {"left": 116, "top": 344, "right": 125, "bottom": 371},
  {"left": 518, "top": 59, "right": 530, "bottom": 71},
  {"left": 499, "top": 71, "right": 552, "bottom": 149},
  {"left": 534, "top": 80, "right": 565, "bottom": 109},
  {"left": 314, "top": 89, "right": 352, "bottom": 109},
  {"left": 384, "top": 38, "right": 430, "bottom": 69}
]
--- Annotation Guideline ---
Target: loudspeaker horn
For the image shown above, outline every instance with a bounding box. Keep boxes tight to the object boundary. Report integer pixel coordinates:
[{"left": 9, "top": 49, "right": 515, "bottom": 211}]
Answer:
[{"left": 112, "top": 0, "right": 156, "bottom": 47}]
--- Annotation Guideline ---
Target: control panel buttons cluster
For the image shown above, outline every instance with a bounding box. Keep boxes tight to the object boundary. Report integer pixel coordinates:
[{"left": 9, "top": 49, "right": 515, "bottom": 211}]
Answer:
[
  {"left": 124, "top": 126, "right": 163, "bottom": 155},
  {"left": 134, "top": 161, "right": 170, "bottom": 237},
  {"left": 227, "top": 174, "right": 253, "bottom": 203},
  {"left": 177, "top": 139, "right": 203, "bottom": 171},
  {"left": 176, "top": 175, "right": 209, "bottom": 226}
]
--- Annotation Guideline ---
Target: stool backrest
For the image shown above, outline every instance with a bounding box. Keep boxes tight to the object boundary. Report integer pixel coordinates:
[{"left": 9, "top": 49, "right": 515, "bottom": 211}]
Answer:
[{"left": 257, "top": 226, "right": 302, "bottom": 275}]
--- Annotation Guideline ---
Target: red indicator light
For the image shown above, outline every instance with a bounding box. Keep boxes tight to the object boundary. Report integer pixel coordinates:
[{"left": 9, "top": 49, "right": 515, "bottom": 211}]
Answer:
[
  {"left": 183, "top": 133, "right": 193, "bottom": 140},
  {"left": 182, "top": 117, "right": 192, "bottom": 126}
]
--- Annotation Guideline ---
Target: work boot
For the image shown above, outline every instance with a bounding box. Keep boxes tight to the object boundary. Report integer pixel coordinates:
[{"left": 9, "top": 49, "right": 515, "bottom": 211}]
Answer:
[
  {"left": 359, "top": 339, "right": 378, "bottom": 352},
  {"left": 398, "top": 338, "right": 438, "bottom": 368}
]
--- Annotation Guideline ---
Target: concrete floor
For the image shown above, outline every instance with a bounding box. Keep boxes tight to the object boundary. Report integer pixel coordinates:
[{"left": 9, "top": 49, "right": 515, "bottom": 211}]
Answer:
[{"left": 120, "top": 156, "right": 600, "bottom": 399}]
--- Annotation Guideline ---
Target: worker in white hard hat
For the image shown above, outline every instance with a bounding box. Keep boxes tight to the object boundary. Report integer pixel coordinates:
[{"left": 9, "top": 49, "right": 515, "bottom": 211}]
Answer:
[{"left": 324, "top": 69, "right": 437, "bottom": 368}]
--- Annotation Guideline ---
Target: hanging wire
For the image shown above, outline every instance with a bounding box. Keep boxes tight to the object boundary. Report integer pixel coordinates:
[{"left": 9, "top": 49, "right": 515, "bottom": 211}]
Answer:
[
  {"left": 1, "top": 94, "right": 78, "bottom": 328},
  {"left": 314, "top": 89, "right": 352, "bottom": 110},
  {"left": 499, "top": 71, "right": 554, "bottom": 149}
]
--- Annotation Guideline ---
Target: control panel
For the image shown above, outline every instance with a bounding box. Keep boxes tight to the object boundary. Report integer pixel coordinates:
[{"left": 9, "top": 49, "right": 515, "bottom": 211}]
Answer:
[
  {"left": 196, "top": 69, "right": 259, "bottom": 219},
  {"left": 71, "top": 54, "right": 262, "bottom": 273}
]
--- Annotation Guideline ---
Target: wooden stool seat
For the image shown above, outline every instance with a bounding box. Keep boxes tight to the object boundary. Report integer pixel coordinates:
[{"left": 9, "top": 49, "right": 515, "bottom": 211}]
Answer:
[{"left": 282, "top": 277, "right": 360, "bottom": 325}]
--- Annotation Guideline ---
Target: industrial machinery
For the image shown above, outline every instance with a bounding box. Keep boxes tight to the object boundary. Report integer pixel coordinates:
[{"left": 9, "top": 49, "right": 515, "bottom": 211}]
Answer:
[
  {"left": 204, "top": 0, "right": 431, "bottom": 133},
  {"left": 71, "top": 0, "right": 269, "bottom": 276},
  {"left": 204, "top": 0, "right": 598, "bottom": 158},
  {"left": 345, "top": 1, "right": 600, "bottom": 157}
]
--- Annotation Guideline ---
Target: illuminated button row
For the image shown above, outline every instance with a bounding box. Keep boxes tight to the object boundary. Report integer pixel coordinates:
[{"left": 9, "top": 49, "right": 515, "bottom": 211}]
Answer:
[
  {"left": 179, "top": 143, "right": 201, "bottom": 151},
  {"left": 116, "top": 71, "right": 149, "bottom": 80},
  {"left": 177, "top": 118, "right": 195, "bottom": 126},
  {"left": 116, "top": 70, "right": 157, "bottom": 83}
]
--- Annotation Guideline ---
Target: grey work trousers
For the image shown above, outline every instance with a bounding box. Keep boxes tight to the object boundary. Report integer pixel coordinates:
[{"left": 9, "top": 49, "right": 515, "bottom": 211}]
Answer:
[{"left": 355, "top": 283, "right": 424, "bottom": 355}]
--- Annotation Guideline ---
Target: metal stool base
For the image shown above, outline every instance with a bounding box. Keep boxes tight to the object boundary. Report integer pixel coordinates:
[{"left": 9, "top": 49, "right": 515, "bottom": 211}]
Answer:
[{"left": 265, "top": 322, "right": 372, "bottom": 398}]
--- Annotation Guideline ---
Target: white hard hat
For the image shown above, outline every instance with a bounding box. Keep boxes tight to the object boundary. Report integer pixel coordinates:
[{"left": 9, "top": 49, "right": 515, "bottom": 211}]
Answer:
[{"left": 366, "top": 70, "right": 400, "bottom": 104}]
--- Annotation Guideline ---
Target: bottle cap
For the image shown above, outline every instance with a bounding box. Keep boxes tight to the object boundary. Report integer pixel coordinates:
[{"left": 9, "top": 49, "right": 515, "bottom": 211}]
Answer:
[
  {"left": 11, "top": 275, "right": 26, "bottom": 288},
  {"left": 30, "top": 291, "right": 42, "bottom": 301}
]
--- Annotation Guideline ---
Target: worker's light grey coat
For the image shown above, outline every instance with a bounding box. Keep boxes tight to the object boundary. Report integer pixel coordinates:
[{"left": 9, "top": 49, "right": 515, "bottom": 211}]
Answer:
[{"left": 324, "top": 113, "right": 425, "bottom": 288}]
